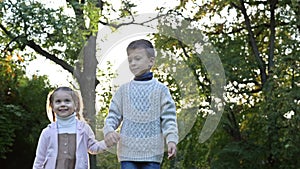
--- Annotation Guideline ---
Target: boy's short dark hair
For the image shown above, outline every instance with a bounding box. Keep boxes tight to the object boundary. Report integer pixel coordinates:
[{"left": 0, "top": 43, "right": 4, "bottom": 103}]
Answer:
[{"left": 126, "top": 39, "right": 155, "bottom": 58}]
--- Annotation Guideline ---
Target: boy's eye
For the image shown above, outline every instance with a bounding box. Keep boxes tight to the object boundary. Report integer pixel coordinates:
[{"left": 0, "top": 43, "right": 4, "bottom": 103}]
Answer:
[{"left": 135, "top": 55, "right": 142, "bottom": 59}]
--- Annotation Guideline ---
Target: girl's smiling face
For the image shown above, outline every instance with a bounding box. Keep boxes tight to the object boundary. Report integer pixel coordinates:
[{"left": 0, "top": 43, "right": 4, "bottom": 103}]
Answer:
[{"left": 51, "top": 90, "right": 75, "bottom": 118}]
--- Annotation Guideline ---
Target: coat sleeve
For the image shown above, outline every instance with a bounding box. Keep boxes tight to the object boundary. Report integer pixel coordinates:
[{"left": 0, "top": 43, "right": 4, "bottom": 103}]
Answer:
[
  {"left": 32, "top": 128, "right": 48, "bottom": 169},
  {"left": 85, "top": 124, "right": 108, "bottom": 154}
]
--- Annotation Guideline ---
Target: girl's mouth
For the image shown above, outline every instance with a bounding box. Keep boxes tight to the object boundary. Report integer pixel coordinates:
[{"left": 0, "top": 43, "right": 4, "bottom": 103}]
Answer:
[{"left": 59, "top": 107, "right": 68, "bottom": 111}]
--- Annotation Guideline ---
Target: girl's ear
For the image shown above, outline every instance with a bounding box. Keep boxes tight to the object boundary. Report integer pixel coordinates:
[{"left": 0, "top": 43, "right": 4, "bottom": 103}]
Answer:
[
  {"left": 74, "top": 103, "right": 77, "bottom": 113},
  {"left": 75, "top": 100, "right": 80, "bottom": 112},
  {"left": 52, "top": 111, "right": 56, "bottom": 122},
  {"left": 50, "top": 102, "right": 53, "bottom": 107}
]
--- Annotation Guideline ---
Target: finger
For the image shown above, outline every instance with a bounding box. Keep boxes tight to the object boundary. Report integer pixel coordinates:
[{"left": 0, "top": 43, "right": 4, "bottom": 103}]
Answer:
[
  {"left": 168, "top": 147, "right": 176, "bottom": 159},
  {"left": 105, "top": 141, "right": 112, "bottom": 147},
  {"left": 115, "top": 133, "right": 120, "bottom": 140},
  {"left": 105, "top": 139, "right": 114, "bottom": 147},
  {"left": 168, "top": 153, "right": 174, "bottom": 159},
  {"left": 105, "top": 136, "right": 115, "bottom": 147},
  {"left": 168, "top": 149, "right": 173, "bottom": 159},
  {"left": 110, "top": 134, "right": 119, "bottom": 143},
  {"left": 113, "top": 133, "right": 120, "bottom": 141}
]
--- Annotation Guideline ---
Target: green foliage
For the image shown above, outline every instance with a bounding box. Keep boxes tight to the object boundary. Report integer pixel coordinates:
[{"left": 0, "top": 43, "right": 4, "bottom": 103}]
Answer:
[
  {"left": 0, "top": 54, "right": 52, "bottom": 168},
  {"left": 0, "top": 75, "right": 52, "bottom": 169},
  {"left": 96, "top": 151, "right": 119, "bottom": 169},
  {"left": 0, "top": 0, "right": 87, "bottom": 64},
  {"left": 84, "top": 1, "right": 102, "bottom": 36},
  {"left": 0, "top": 104, "right": 24, "bottom": 159},
  {"left": 155, "top": 0, "right": 299, "bottom": 169},
  {"left": 0, "top": 0, "right": 299, "bottom": 168},
  {"left": 95, "top": 61, "right": 116, "bottom": 129},
  {"left": 1, "top": 0, "right": 137, "bottom": 168},
  {"left": 162, "top": 116, "right": 211, "bottom": 169},
  {"left": 211, "top": 141, "right": 265, "bottom": 169},
  {"left": 95, "top": 61, "right": 120, "bottom": 168}
]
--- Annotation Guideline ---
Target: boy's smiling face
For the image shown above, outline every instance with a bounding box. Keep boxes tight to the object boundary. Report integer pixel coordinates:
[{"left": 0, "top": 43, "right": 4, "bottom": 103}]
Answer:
[{"left": 128, "top": 48, "right": 154, "bottom": 77}]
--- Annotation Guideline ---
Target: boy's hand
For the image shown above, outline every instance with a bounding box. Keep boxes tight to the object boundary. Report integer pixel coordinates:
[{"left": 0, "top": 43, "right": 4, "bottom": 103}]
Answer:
[
  {"left": 167, "top": 142, "right": 177, "bottom": 159},
  {"left": 104, "top": 131, "right": 120, "bottom": 147}
]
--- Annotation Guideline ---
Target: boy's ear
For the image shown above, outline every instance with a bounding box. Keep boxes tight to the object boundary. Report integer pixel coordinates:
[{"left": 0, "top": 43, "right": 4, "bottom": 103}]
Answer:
[{"left": 149, "top": 57, "right": 155, "bottom": 67}]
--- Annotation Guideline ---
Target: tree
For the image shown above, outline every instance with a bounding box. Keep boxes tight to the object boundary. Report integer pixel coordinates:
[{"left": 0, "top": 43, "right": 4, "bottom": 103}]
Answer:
[
  {"left": 1, "top": 0, "right": 299, "bottom": 168},
  {"left": 153, "top": 0, "right": 299, "bottom": 168},
  {"left": 0, "top": 0, "right": 137, "bottom": 168},
  {"left": 0, "top": 51, "right": 52, "bottom": 168}
]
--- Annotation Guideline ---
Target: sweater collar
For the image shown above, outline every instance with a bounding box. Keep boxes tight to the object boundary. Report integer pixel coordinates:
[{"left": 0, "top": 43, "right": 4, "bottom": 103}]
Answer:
[
  {"left": 56, "top": 112, "right": 76, "bottom": 134},
  {"left": 56, "top": 112, "right": 76, "bottom": 121},
  {"left": 134, "top": 72, "right": 153, "bottom": 81}
]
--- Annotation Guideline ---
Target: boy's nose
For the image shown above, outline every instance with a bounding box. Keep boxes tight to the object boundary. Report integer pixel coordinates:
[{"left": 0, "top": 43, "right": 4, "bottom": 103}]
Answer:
[{"left": 130, "top": 60, "right": 136, "bottom": 65}]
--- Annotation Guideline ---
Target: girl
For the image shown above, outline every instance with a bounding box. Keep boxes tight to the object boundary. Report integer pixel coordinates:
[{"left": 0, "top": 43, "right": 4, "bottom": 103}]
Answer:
[{"left": 33, "top": 87, "right": 107, "bottom": 169}]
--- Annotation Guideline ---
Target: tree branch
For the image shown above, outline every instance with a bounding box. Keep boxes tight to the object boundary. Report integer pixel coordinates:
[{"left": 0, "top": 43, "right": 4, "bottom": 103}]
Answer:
[
  {"left": 268, "top": 0, "right": 277, "bottom": 72},
  {"left": 238, "top": 0, "right": 267, "bottom": 85},
  {"left": 26, "top": 40, "right": 74, "bottom": 74},
  {"left": 223, "top": 109, "right": 242, "bottom": 141},
  {"left": 1, "top": 18, "right": 75, "bottom": 76},
  {"left": 99, "top": 13, "right": 167, "bottom": 29}
]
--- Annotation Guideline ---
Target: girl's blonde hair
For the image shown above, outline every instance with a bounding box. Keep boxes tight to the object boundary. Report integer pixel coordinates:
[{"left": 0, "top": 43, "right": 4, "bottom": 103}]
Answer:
[{"left": 46, "top": 86, "right": 85, "bottom": 122}]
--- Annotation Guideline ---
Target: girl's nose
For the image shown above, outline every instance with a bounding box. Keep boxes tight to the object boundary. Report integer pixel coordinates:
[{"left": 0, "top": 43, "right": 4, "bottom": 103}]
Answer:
[{"left": 60, "top": 101, "right": 67, "bottom": 106}]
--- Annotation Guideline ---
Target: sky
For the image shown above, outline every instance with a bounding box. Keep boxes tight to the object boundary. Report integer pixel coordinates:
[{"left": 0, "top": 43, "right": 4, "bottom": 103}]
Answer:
[
  {"left": 26, "top": 0, "right": 179, "bottom": 86},
  {"left": 24, "top": 0, "right": 229, "bottom": 142}
]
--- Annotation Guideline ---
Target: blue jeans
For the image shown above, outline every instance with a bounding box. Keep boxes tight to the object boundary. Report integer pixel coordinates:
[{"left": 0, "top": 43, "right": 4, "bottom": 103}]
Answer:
[{"left": 121, "top": 161, "right": 160, "bottom": 169}]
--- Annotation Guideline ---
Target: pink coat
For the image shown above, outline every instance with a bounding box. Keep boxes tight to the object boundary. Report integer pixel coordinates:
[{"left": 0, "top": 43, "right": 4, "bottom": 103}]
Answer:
[{"left": 33, "top": 119, "right": 107, "bottom": 169}]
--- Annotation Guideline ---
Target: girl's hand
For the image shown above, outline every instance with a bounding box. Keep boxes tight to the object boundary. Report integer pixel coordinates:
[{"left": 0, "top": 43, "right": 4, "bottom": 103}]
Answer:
[
  {"left": 104, "top": 131, "right": 120, "bottom": 147},
  {"left": 167, "top": 142, "right": 177, "bottom": 159}
]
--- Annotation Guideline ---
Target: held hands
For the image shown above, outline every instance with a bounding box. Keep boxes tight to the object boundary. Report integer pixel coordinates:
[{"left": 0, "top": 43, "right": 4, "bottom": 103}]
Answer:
[
  {"left": 104, "top": 131, "right": 120, "bottom": 147},
  {"left": 167, "top": 142, "right": 177, "bottom": 159},
  {"left": 105, "top": 132, "right": 176, "bottom": 159}
]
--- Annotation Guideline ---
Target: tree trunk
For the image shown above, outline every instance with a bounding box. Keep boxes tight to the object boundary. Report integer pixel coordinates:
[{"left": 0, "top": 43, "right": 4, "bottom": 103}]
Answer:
[{"left": 75, "top": 36, "right": 98, "bottom": 169}]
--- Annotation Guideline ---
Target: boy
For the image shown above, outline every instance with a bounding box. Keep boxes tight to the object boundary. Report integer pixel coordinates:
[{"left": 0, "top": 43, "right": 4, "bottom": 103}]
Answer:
[{"left": 103, "top": 39, "right": 178, "bottom": 169}]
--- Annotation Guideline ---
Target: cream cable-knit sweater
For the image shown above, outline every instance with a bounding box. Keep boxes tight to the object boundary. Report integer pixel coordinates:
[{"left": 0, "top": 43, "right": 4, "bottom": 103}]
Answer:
[{"left": 103, "top": 78, "right": 178, "bottom": 163}]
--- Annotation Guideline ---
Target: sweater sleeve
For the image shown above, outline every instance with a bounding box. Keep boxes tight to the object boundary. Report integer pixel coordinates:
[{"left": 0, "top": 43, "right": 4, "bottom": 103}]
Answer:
[
  {"left": 103, "top": 86, "right": 123, "bottom": 136},
  {"left": 160, "top": 85, "right": 179, "bottom": 145}
]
